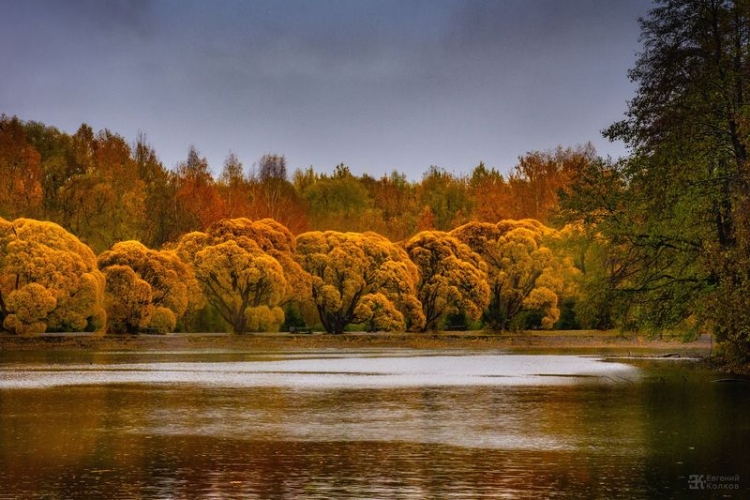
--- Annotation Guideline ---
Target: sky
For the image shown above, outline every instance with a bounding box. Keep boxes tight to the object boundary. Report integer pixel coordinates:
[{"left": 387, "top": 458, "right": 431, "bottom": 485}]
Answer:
[{"left": 1, "top": 0, "right": 654, "bottom": 179}]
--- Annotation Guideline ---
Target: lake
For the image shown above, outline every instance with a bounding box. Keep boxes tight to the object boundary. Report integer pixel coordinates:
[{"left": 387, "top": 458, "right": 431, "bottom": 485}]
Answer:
[{"left": 0, "top": 349, "right": 748, "bottom": 499}]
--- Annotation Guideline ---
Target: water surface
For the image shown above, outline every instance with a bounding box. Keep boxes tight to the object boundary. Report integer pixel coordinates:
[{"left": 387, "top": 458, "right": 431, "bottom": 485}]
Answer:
[{"left": 0, "top": 349, "right": 747, "bottom": 498}]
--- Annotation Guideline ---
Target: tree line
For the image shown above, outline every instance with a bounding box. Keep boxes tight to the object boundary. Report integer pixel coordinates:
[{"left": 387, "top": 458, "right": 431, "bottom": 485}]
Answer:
[
  {"left": 0, "top": 114, "right": 593, "bottom": 251},
  {"left": 0, "top": 114, "right": 598, "bottom": 336},
  {"left": 0, "top": 215, "right": 580, "bottom": 336}
]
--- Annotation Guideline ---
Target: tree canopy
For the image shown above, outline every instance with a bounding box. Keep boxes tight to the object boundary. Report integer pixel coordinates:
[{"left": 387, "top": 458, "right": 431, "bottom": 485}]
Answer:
[
  {"left": 1, "top": 114, "right": 591, "bottom": 247},
  {"left": 295, "top": 231, "right": 425, "bottom": 334},
  {"left": 556, "top": 0, "right": 750, "bottom": 357},
  {"left": 452, "top": 220, "right": 577, "bottom": 331},
  {"left": 10, "top": 11, "right": 750, "bottom": 364},
  {"left": 0, "top": 218, "right": 106, "bottom": 335},
  {"left": 98, "top": 240, "right": 196, "bottom": 333},
  {"left": 404, "top": 231, "right": 490, "bottom": 331},
  {"left": 174, "top": 218, "right": 302, "bottom": 334}
]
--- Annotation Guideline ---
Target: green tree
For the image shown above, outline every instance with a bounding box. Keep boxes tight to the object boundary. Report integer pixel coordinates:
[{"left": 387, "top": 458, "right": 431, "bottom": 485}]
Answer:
[
  {"left": 297, "top": 164, "right": 379, "bottom": 232},
  {"left": 566, "top": 0, "right": 750, "bottom": 353},
  {"left": 21, "top": 120, "right": 69, "bottom": 220},
  {"left": 134, "top": 134, "right": 178, "bottom": 248},
  {"left": 419, "top": 166, "right": 473, "bottom": 230}
]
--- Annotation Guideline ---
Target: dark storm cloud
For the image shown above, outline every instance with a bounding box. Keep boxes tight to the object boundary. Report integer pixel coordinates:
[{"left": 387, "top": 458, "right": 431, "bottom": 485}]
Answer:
[{"left": 1, "top": 0, "right": 654, "bottom": 177}]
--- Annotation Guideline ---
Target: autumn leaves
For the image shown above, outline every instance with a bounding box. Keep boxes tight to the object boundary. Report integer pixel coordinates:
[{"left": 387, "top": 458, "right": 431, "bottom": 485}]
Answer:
[
  {"left": 297, "top": 231, "right": 423, "bottom": 334},
  {"left": 175, "top": 219, "right": 298, "bottom": 335},
  {"left": 99, "top": 241, "right": 193, "bottom": 334},
  {"left": 0, "top": 218, "right": 106, "bottom": 335},
  {"left": 0, "top": 216, "right": 577, "bottom": 336}
]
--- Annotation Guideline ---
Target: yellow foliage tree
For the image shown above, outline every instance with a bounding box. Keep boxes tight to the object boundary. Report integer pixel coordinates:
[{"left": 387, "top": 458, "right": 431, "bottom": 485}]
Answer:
[
  {"left": 3, "top": 283, "right": 57, "bottom": 335},
  {"left": 102, "top": 265, "right": 153, "bottom": 334},
  {"left": 98, "top": 240, "right": 197, "bottom": 333},
  {"left": 188, "top": 240, "right": 287, "bottom": 334},
  {"left": 295, "top": 231, "right": 425, "bottom": 334},
  {"left": 404, "top": 231, "right": 490, "bottom": 331},
  {"left": 188, "top": 218, "right": 310, "bottom": 306},
  {"left": 0, "top": 218, "right": 106, "bottom": 335},
  {"left": 452, "top": 219, "right": 577, "bottom": 331},
  {"left": 174, "top": 218, "right": 299, "bottom": 333}
]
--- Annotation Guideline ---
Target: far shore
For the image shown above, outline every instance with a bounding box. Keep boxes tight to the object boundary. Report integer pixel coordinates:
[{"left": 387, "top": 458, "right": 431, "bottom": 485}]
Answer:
[{"left": 0, "top": 330, "right": 715, "bottom": 356}]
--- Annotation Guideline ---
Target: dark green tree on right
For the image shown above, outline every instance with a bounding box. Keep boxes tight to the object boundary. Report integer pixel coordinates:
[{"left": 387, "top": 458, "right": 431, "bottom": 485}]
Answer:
[{"left": 562, "top": 0, "right": 750, "bottom": 360}]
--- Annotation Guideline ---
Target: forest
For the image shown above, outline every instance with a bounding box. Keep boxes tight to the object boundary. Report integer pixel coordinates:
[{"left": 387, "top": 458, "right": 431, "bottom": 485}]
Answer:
[
  {"left": 4, "top": 0, "right": 750, "bottom": 364},
  {"left": 0, "top": 114, "right": 591, "bottom": 336}
]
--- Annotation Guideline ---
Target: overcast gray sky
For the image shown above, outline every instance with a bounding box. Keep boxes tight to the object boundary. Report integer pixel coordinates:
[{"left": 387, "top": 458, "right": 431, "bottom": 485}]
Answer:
[{"left": 1, "top": 0, "right": 653, "bottom": 179}]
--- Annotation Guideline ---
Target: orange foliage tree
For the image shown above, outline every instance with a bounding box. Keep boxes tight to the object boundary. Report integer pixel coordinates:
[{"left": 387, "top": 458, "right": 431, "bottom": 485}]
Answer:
[
  {"left": 217, "top": 153, "right": 253, "bottom": 218},
  {"left": 218, "top": 153, "right": 309, "bottom": 234},
  {"left": 0, "top": 218, "right": 106, "bottom": 335},
  {"left": 468, "top": 162, "right": 512, "bottom": 223},
  {"left": 0, "top": 116, "right": 44, "bottom": 219},
  {"left": 295, "top": 231, "right": 425, "bottom": 334},
  {"left": 404, "top": 231, "right": 490, "bottom": 331},
  {"left": 171, "top": 146, "right": 226, "bottom": 235},
  {"left": 507, "top": 145, "right": 596, "bottom": 222},
  {"left": 52, "top": 127, "right": 148, "bottom": 253},
  {"left": 361, "top": 171, "right": 419, "bottom": 241},
  {"left": 247, "top": 177, "right": 309, "bottom": 235}
]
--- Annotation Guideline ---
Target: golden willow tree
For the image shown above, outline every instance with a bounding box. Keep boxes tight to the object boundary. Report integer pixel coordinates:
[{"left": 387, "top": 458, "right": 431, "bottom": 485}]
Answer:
[
  {"left": 99, "top": 265, "right": 153, "bottom": 334},
  {"left": 0, "top": 218, "right": 106, "bottom": 335},
  {"left": 404, "top": 231, "right": 490, "bottom": 331},
  {"left": 98, "top": 240, "right": 197, "bottom": 333},
  {"left": 452, "top": 219, "right": 578, "bottom": 331},
  {"left": 175, "top": 218, "right": 305, "bottom": 334},
  {"left": 295, "top": 231, "right": 425, "bottom": 334},
  {"left": 192, "top": 217, "right": 310, "bottom": 306}
]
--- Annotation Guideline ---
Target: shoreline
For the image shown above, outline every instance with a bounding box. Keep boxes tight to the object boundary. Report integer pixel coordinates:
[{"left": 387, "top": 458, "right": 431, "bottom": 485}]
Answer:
[{"left": 0, "top": 331, "right": 714, "bottom": 356}]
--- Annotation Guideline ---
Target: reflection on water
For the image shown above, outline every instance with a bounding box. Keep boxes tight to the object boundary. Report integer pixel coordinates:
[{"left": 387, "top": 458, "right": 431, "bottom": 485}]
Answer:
[
  {"left": 0, "top": 352, "right": 638, "bottom": 389},
  {"left": 0, "top": 350, "right": 748, "bottom": 499}
]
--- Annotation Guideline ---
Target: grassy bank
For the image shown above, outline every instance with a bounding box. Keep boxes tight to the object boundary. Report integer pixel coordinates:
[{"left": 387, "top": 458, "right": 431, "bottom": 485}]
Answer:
[{"left": 0, "top": 330, "right": 714, "bottom": 356}]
